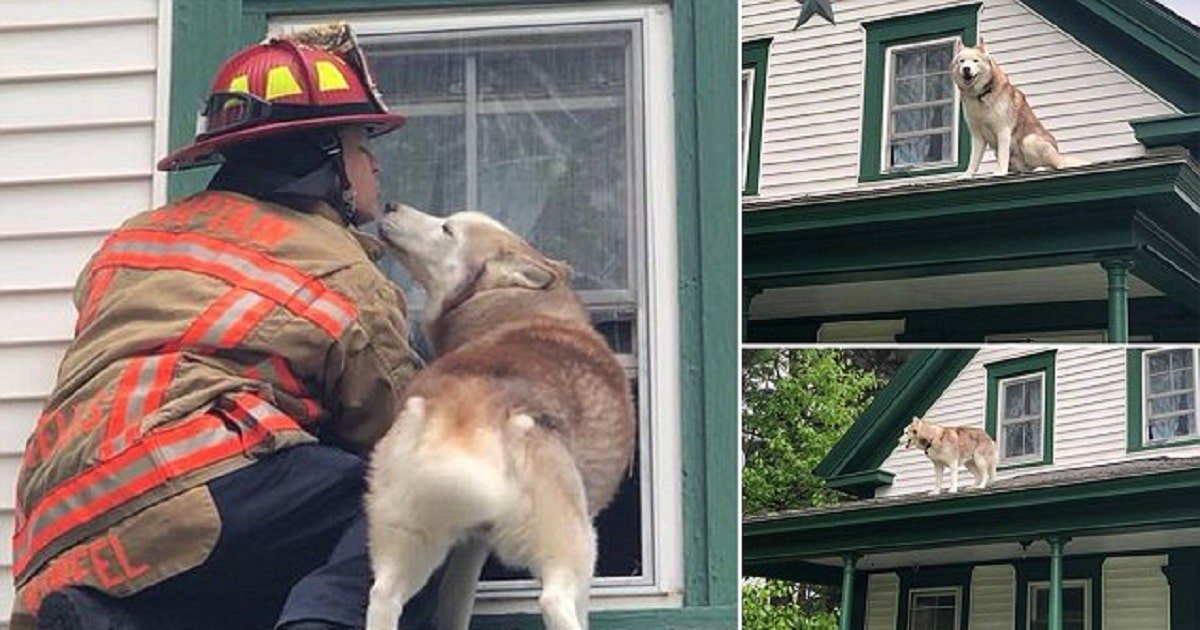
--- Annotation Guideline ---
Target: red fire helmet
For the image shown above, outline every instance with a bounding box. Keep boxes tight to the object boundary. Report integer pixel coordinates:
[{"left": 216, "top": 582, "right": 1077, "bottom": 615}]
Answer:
[{"left": 158, "top": 27, "right": 404, "bottom": 171}]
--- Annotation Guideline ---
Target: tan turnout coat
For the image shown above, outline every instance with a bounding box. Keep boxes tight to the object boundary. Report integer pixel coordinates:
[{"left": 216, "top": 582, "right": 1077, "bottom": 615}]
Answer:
[{"left": 10, "top": 190, "right": 419, "bottom": 627}]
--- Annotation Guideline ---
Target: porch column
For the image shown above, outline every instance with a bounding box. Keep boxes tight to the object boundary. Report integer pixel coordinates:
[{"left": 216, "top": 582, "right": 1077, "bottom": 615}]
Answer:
[
  {"left": 1101, "top": 260, "right": 1133, "bottom": 343},
  {"left": 743, "top": 284, "right": 762, "bottom": 340},
  {"left": 1047, "top": 536, "right": 1071, "bottom": 630},
  {"left": 839, "top": 553, "right": 859, "bottom": 630}
]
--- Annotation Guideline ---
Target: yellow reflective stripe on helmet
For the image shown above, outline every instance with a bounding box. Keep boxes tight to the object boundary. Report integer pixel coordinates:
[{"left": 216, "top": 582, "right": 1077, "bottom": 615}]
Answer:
[
  {"left": 265, "top": 66, "right": 303, "bottom": 100},
  {"left": 227, "top": 74, "right": 249, "bottom": 93},
  {"left": 314, "top": 60, "right": 350, "bottom": 92}
]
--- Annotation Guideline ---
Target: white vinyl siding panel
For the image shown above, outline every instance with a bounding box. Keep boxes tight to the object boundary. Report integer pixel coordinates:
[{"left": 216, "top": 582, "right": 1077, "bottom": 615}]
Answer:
[
  {"left": 970, "top": 565, "right": 1015, "bottom": 630},
  {"left": 876, "top": 347, "right": 1200, "bottom": 499},
  {"left": 0, "top": 1, "right": 169, "bottom": 622},
  {"left": 865, "top": 572, "right": 900, "bottom": 630},
  {"left": 741, "top": 0, "right": 1179, "bottom": 201},
  {"left": 1102, "top": 556, "right": 1169, "bottom": 630}
]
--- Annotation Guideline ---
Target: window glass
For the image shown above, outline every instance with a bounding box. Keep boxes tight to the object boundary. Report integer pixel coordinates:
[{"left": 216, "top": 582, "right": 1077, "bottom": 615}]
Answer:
[
  {"left": 1030, "top": 583, "right": 1086, "bottom": 630},
  {"left": 362, "top": 21, "right": 647, "bottom": 583},
  {"left": 887, "top": 41, "right": 955, "bottom": 169},
  {"left": 909, "top": 590, "right": 958, "bottom": 630},
  {"left": 999, "top": 374, "right": 1043, "bottom": 461},
  {"left": 1145, "top": 349, "right": 1197, "bottom": 442}
]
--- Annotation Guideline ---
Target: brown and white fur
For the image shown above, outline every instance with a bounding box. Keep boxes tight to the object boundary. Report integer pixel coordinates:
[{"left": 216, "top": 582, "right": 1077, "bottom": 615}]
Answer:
[
  {"left": 900, "top": 417, "right": 997, "bottom": 494},
  {"left": 952, "top": 37, "right": 1084, "bottom": 177},
  {"left": 365, "top": 203, "right": 635, "bottom": 630}
]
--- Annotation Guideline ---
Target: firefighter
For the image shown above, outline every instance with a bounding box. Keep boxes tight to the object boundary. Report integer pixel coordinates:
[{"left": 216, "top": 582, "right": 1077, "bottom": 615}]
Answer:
[{"left": 12, "top": 25, "right": 430, "bottom": 630}]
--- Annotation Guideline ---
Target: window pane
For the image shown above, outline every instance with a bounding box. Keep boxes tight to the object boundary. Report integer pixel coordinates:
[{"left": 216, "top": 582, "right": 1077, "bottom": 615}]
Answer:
[
  {"left": 896, "top": 49, "right": 925, "bottom": 77},
  {"left": 891, "top": 133, "right": 950, "bottom": 166},
  {"left": 1025, "top": 380, "right": 1042, "bottom": 416},
  {"left": 1148, "top": 351, "right": 1172, "bottom": 374},
  {"left": 1149, "top": 372, "right": 1172, "bottom": 395},
  {"left": 925, "top": 45, "right": 952, "bottom": 72},
  {"left": 1004, "top": 381, "right": 1024, "bottom": 418},
  {"left": 1004, "top": 420, "right": 1039, "bottom": 458},
  {"left": 1031, "top": 586, "right": 1086, "bottom": 630},
  {"left": 478, "top": 109, "right": 628, "bottom": 291},
  {"left": 373, "top": 49, "right": 464, "bottom": 104},
  {"left": 892, "top": 105, "right": 952, "bottom": 134},
  {"left": 896, "top": 77, "right": 924, "bottom": 105},
  {"left": 1174, "top": 367, "right": 1193, "bottom": 391},
  {"left": 375, "top": 115, "right": 467, "bottom": 215},
  {"left": 925, "top": 74, "right": 953, "bottom": 100},
  {"left": 476, "top": 36, "right": 626, "bottom": 101}
]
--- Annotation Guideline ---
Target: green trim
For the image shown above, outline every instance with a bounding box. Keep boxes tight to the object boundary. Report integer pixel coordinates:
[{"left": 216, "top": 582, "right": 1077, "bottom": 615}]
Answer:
[
  {"left": 1131, "top": 113, "right": 1200, "bottom": 153},
  {"left": 984, "top": 351, "right": 1056, "bottom": 469},
  {"left": 825, "top": 469, "right": 896, "bottom": 494},
  {"left": 167, "top": 0, "right": 738, "bottom": 622},
  {"left": 744, "top": 464, "right": 1200, "bottom": 563},
  {"left": 858, "top": 4, "right": 979, "bottom": 182},
  {"left": 746, "top": 297, "right": 1200, "bottom": 344},
  {"left": 838, "top": 555, "right": 857, "bottom": 630},
  {"left": 1103, "top": 259, "right": 1132, "bottom": 343},
  {"left": 814, "top": 350, "right": 978, "bottom": 491},
  {"left": 741, "top": 38, "right": 771, "bottom": 196},
  {"left": 1126, "top": 347, "right": 1200, "bottom": 452},
  {"left": 1165, "top": 548, "right": 1200, "bottom": 630},
  {"left": 1020, "top": 0, "right": 1200, "bottom": 112}
]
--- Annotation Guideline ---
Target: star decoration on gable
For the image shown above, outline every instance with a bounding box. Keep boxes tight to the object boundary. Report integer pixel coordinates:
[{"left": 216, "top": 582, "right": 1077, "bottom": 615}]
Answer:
[{"left": 794, "top": 0, "right": 835, "bottom": 28}]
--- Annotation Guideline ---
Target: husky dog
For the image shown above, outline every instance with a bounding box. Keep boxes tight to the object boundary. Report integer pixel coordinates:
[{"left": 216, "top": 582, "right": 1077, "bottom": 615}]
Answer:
[
  {"left": 365, "top": 203, "right": 636, "bottom": 630},
  {"left": 900, "top": 417, "right": 997, "bottom": 494},
  {"left": 952, "top": 37, "right": 1084, "bottom": 177}
]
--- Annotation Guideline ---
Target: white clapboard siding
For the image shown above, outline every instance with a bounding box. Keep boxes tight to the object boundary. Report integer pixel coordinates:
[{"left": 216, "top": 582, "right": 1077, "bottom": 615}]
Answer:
[
  {"left": 876, "top": 347, "right": 1200, "bottom": 498},
  {"left": 864, "top": 573, "right": 900, "bottom": 630},
  {"left": 742, "top": 0, "right": 1179, "bottom": 201},
  {"left": 0, "top": 1, "right": 169, "bottom": 623},
  {"left": 970, "top": 564, "right": 1015, "bottom": 630},
  {"left": 1103, "top": 556, "right": 1169, "bottom": 630}
]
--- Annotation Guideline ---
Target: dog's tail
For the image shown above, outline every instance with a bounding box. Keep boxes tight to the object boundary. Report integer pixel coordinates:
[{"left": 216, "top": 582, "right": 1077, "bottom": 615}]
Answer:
[{"left": 1049, "top": 153, "right": 1088, "bottom": 169}]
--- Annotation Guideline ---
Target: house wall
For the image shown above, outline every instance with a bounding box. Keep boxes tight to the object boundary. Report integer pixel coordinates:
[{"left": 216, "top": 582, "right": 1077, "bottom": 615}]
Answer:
[
  {"left": 740, "top": 0, "right": 1179, "bottom": 202},
  {"left": 0, "top": 0, "right": 170, "bottom": 621},
  {"left": 876, "top": 347, "right": 1200, "bottom": 498}
]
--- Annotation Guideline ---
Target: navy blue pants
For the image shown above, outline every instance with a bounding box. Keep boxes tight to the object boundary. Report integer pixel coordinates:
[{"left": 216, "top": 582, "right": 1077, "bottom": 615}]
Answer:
[{"left": 124, "top": 444, "right": 437, "bottom": 629}]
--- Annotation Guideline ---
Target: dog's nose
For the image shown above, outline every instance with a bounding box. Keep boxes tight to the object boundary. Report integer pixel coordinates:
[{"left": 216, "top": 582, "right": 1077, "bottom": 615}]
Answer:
[{"left": 383, "top": 202, "right": 399, "bottom": 215}]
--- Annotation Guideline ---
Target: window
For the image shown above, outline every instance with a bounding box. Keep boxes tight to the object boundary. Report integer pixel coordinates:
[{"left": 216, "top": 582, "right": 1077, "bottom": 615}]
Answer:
[
  {"left": 741, "top": 38, "right": 771, "bottom": 195},
  {"left": 1028, "top": 580, "right": 1090, "bottom": 630},
  {"left": 885, "top": 39, "right": 956, "bottom": 170},
  {"left": 985, "top": 350, "right": 1055, "bottom": 468},
  {"left": 908, "top": 587, "right": 960, "bottom": 630},
  {"left": 998, "top": 373, "right": 1044, "bottom": 462},
  {"left": 1128, "top": 348, "right": 1200, "bottom": 450},
  {"left": 1144, "top": 349, "right": 1197, "bottom": 443},
  {"left": 275, "top": 2, "right": 681, "bottom": 609},
  {"left": 860, "top": 5, "right": 978, "bottom": 182}
]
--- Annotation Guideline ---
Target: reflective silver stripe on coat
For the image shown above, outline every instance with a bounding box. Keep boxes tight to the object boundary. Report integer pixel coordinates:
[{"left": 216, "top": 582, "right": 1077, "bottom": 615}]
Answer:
[
  {"left": 107, "top": 357, "right": 162, "bottom": 456},
  {"left": 200, "top": 292, "right": 269, "bottom": 346}
]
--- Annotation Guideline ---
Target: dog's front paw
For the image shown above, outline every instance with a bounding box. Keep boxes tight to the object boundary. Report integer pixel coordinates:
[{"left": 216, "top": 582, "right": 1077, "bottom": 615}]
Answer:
[
  {"left": 928, "top": 489, "right": 942, "bottom": 496},
  {"left": 956, "top": 171, "right": 975, "bottom": 180}
]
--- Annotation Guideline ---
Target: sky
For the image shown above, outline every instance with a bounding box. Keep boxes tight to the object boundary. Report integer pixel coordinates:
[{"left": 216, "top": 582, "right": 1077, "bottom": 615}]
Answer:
[{"left": 1156, "top": 0, "right": 1199, "bottom": 26}]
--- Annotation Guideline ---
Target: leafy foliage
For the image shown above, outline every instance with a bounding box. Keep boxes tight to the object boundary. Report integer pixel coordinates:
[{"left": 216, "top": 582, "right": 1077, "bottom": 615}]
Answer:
[
  {"left": 742, "top": 578, "right": 838, "bottom": 630},
  {"left": 742, "top": 349, "right": 880, "bottom": 516}
]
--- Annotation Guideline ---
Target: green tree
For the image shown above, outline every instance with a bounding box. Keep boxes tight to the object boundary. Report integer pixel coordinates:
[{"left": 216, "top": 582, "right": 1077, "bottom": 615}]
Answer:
[
  {"left": 742, "top": 349, "right": 879, "bottom": 515},
  {"left": 742, "top": 349, "right": 896, "bottom": 630}
]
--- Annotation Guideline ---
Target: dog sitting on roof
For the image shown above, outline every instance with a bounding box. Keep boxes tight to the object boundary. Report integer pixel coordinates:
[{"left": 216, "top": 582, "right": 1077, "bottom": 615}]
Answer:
[{"left": 951, "top": 37, "right": 1086, "bottom": 177}]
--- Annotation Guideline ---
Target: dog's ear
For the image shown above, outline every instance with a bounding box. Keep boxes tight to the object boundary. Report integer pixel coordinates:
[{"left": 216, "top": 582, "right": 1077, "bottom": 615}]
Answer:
[
  {"left": 485, "top": 251, "right": 559, "bottom": 290},
  {"left": 954, "top": 37, "right": 963, "bottom": 55},
  {"left": 976, "top": 35, "right": 987, "bottom": 52}
]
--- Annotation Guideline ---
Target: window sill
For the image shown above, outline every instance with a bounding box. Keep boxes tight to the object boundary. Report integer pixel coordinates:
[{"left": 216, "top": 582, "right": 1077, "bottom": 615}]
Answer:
[
  {"left": 1128, "top": 435, "right": 1200, "bottom": 452},
  {"left": 859, "top": 163, "right": 964, "bottom": 183},
  {"left": 997, "top": 457, "right": 1052, "bottom": 471}
]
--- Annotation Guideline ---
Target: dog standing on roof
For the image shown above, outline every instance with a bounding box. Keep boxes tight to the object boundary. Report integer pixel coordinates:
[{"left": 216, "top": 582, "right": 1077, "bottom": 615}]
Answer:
[{"left": 901, "top": 417, "right": 997, "bottom": 494}]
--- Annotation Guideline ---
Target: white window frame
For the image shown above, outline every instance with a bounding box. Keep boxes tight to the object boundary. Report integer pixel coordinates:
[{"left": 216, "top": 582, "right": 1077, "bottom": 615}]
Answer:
[
  {"left": 881, "top": 36, "right": 960, "bottom": 173},
  {"left": 1027, "top": 579, "right": 1091, "bottom": 630},
  {"left": 740, "top": 67, "right": 755, "bottom": 191},
  {"left": 1142, "top": 348, "right": 1199, "bottom": 445},
  {"left": 996, "top": 372, "right": 1046, "bottom": 464},
  {"left": 907, "top": 586, "right": 962, "bottom": 630},
  {"left": 272, "top": 3, "right": 682, "bottom": 613}
]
